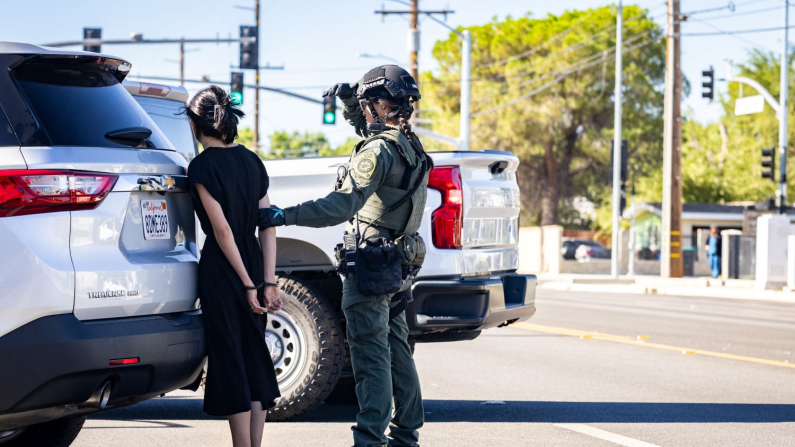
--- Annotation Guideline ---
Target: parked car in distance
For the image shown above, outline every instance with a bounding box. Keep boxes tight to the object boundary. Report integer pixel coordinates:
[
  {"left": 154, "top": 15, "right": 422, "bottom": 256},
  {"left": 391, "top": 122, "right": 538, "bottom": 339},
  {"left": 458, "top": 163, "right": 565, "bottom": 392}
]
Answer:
[
  {"left": 0, "top": 43, "right": 205, "bottom": 447},
  {"left": 575, "top": 241, "right": 611, "bottom": 261},
  {"left": 562, "top": 238, "right": 611, "bottom": 261}
]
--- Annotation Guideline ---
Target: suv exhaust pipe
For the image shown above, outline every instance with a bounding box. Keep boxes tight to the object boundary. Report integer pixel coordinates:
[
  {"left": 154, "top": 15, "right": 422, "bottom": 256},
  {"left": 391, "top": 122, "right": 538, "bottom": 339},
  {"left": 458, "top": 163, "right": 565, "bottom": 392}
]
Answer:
[{"left": 79, "top": 380, "right": 112, "bottom": 410}]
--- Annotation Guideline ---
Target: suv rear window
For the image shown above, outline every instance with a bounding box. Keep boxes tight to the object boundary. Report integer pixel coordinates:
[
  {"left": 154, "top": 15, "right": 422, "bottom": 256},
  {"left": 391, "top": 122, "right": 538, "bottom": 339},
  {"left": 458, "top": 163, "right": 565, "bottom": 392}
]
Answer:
[
  {"left": 13, "top": 58, "right": 173, "bottom": 149},
  {"left": 134, "top": 96, "right": 198, "bottom": 163}
]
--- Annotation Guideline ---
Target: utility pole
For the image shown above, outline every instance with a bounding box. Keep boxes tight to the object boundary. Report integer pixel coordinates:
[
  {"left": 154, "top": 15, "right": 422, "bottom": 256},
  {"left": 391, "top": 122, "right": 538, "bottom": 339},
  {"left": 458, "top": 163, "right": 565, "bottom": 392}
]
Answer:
[
  {"left": 254, "top": 0, "right": 261, "bottom": 153},
  {"left": 179, "top": 38, "right": 185, "bottom": 86},
  {"left": 778, "top": 0, "right": 789, "bottom": 214},
  {"left": 611, "top": 1, "right": 623, "bottom": 278},
  {"left": 409, "top": 0, "right": 419, "bottom": 87},
  {"left": 375, "top": 1, "right": 454, "bottom": 118},
  {"left": 662, "top": 0, "right": 683, "bottom": 278}
]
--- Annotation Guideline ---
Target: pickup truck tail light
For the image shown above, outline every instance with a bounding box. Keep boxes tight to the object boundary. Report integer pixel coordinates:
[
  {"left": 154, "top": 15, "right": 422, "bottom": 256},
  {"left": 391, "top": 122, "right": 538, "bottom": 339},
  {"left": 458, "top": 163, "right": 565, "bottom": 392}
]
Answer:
[
  {"left": 428, "top": 166, "right": 462, "bottom": 249},
  {"left": 0, "top": 170, "right": 118, "bottom": 218}
]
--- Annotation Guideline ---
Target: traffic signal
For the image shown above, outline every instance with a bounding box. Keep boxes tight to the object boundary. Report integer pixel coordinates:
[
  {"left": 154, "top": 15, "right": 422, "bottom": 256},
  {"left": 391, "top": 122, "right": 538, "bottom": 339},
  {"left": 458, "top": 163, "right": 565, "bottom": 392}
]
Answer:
[
  {"left": 762, "top": 147, "right": 776, "bottom": 181},
  {"left": 323, "top": 96, "right": 337, "bottom": 125},
  {"left": 239, "top": 25, "right": 258, "bottom": 70},
  {"left": 230, "top": 72, "right": 244, "bottom": 105},
  {"left": 702, "top": 66, "right": 715, "bottom": 101},
  {"left": 83, "top": 28, "right": 102, "bottom": 53},
  {"left": 611, "top": 139, "right": 629, "bottom": 211}
]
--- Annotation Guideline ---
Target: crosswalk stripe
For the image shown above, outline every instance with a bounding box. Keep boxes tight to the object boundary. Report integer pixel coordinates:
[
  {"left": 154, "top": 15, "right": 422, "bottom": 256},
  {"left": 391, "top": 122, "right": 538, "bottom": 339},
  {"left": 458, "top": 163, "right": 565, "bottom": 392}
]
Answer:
[{"left": 555, "top": 423, "right": 661, "bottom": 447}]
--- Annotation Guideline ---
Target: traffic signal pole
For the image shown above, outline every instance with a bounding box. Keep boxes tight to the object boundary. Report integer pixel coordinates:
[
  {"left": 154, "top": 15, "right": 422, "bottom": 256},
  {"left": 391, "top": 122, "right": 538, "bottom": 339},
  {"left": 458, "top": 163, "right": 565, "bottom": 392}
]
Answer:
[
  {"left": 778, "top": 0, "right": 790, "bottom": 214},
  {"left": 611, "top": 0, "right": 623, "bottom": 278}
]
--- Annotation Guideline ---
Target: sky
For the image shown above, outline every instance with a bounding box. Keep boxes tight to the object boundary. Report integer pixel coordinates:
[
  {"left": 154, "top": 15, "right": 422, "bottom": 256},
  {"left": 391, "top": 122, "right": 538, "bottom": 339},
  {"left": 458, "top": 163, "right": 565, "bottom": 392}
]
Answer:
[{"left": 1, "top": 0, "right": 793, "bottom": 149}]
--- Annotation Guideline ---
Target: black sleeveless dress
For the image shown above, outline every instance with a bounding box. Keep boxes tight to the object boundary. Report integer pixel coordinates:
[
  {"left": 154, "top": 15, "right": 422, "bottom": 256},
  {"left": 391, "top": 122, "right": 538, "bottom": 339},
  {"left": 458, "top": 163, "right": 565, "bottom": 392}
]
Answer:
[{"left": 188, "top": 144, "right": 280, "bottom": 416}]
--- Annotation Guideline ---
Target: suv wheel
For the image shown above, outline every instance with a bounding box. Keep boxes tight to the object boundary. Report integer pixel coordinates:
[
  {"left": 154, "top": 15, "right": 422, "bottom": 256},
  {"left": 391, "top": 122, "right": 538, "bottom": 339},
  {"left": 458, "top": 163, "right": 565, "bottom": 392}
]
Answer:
[
  {"left": 267, "top": 276, "right": 345, "bottom": 421},
  {"left": 0, "top": 416, "right": 86, "bottom": 447}
]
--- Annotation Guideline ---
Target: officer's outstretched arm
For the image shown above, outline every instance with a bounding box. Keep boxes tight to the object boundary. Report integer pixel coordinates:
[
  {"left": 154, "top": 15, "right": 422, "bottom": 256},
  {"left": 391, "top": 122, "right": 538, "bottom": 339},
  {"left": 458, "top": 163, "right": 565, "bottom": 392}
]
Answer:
[
  {"left": 342, "top": 97, "right": 370, "bottom": 138},
  {"left": 282, "top": 142, "right": 391, "bottom": 228}
]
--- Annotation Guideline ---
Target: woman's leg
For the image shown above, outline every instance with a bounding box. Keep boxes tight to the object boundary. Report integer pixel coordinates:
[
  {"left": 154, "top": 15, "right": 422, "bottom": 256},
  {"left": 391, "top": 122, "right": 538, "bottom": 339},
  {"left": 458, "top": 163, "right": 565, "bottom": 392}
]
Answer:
[
  {"left": 228, "top": 411, "right": 252, "bottom": 447},
  {"left": 250, "top": 401, "right": 267, "bottom": 447}
]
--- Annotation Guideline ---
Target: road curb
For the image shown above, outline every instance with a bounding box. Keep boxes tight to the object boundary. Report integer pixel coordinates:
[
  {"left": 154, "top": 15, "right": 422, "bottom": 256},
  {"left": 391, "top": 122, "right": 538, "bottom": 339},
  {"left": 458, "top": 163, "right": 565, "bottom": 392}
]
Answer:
[{"left": 537, "top": 279, "right": 795, "bottom": 304}]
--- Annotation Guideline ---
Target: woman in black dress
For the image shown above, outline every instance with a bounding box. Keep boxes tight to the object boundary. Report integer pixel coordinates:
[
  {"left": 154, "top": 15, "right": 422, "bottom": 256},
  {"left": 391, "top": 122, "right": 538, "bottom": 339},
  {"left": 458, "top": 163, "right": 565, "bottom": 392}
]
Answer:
[{"left": 185, "top": 86, "right": 282, "bottom": 447}]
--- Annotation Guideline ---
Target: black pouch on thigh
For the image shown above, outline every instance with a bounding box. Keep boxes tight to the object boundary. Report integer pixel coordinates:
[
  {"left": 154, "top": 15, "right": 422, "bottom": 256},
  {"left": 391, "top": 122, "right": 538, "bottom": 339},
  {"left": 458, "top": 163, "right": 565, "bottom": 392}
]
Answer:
[{"left": 355, "top": 237, "right": 403, "bottom": 296}]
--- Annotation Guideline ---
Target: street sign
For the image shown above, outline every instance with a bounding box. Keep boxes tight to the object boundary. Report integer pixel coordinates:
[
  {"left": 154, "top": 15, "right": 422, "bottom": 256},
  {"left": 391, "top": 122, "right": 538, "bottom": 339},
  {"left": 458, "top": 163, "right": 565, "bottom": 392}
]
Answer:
[{"left": 735, "top": 95, "right": 765, "bottom": 116}]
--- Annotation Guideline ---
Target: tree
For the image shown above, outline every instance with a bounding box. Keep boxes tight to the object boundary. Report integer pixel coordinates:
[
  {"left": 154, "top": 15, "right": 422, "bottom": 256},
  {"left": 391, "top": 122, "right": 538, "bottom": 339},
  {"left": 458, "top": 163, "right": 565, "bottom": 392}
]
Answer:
[
  {"left": 237, "top": 127, "right": 254, "bottom": 149},
  {"left": 267, "top": 131, "right": 332, "bottom": 158},
  {"left": 421, "top": 5, "right": 666, "bottom": 226}
]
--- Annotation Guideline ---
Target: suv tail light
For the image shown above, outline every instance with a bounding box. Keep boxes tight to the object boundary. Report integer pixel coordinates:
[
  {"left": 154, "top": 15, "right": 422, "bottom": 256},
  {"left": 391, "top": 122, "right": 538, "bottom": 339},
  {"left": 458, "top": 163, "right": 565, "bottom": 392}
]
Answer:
[
  {"left": 428, "top": 166, "right": 463, "bottom": 249},
  {"left": 0, "top": 170, "right": 118, "bottom": 218}
]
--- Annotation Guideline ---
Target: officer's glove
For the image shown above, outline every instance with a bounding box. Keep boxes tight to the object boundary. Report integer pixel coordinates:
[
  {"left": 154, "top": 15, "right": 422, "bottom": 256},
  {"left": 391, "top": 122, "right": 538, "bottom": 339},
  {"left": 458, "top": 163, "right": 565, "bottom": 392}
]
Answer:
[
  {"left": 258, "top": 205, "right": 286, "bottom": 229},
  {"left": 323, "top": 82, "right": 357, "bottom": 100}
]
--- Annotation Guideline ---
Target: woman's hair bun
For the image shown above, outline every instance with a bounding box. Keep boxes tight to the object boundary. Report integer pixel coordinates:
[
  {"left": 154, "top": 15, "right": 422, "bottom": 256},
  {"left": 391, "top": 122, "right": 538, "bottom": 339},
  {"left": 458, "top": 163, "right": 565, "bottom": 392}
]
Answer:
[{"left": 184, "top": 85, "right": 245, "bottom": 144}]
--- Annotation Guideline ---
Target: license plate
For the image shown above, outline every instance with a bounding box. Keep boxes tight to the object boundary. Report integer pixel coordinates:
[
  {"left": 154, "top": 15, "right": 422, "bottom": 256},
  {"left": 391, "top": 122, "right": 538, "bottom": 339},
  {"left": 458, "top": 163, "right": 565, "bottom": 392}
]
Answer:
[{"left": 141, "top": 200, "right": 169, "bottom": 240}]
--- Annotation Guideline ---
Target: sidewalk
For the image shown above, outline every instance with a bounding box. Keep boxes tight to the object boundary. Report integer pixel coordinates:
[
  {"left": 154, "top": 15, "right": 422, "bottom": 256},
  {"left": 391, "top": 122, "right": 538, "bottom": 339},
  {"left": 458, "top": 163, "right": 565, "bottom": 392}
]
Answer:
[{"left": 525, "top": 273, "right": 795, "bottom": 304}]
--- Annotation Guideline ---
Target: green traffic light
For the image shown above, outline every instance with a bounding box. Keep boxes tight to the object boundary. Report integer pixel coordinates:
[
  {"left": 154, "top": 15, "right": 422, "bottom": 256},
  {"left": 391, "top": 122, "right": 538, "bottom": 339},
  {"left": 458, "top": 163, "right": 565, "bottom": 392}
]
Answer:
[
  {"left": 231, "top": 91, "right": 243, "bottom": 105},
  {"left": 324, "top": 111, "right": 336, "bottom": 124}
]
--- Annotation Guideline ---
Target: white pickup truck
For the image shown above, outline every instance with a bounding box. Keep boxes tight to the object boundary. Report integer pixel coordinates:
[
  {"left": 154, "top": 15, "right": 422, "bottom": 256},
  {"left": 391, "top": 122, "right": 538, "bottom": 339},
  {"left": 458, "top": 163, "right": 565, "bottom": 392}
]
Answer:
[{"left": 128, "top": 81, "right": 537, "bottom": 421}]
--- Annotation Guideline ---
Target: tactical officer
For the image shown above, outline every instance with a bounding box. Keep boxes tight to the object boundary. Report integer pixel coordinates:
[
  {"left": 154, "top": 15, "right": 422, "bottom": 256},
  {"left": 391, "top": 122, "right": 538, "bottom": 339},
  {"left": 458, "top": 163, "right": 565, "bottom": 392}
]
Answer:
[{"left": 259, "top": 65, "right": 428, "bottom": 447}]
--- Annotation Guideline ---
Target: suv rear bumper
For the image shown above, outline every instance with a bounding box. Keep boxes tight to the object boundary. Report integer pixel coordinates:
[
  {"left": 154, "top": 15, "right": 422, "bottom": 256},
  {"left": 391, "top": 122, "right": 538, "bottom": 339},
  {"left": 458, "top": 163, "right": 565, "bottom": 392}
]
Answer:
[
  {"left": 0, "top": 311, "right": 205, "bottom": 431},
  {"left": 407, "top": 273, "right": 536, "bottom": 336}
]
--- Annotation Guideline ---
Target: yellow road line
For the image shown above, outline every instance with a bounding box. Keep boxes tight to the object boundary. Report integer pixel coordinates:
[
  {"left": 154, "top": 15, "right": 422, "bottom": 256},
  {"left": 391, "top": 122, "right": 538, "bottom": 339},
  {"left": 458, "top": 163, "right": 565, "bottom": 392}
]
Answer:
[{"left": 513, "top": 322, "right": 795, "bottom": 370}]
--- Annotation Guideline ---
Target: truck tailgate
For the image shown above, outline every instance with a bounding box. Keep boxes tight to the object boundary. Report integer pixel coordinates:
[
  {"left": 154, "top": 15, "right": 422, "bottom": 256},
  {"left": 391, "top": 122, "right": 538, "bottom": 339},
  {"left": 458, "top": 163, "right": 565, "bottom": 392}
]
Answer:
[{"left": 427, "top": 151, "right": 520, "bottom": 276}]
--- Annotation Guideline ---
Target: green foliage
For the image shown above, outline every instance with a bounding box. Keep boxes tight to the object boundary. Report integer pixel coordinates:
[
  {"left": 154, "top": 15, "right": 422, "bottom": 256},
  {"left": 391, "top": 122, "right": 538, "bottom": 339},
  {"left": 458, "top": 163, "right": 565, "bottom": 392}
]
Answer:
[
  {"left": 266, "top": 131, "right": 331, "bottom": 159},
  {"left": 421, "top": 5, "right": 666, "bottom": 226},
  {"left": 320, "top": 136, "right": 360, "bottom": 157},
  {"left": 252, "top": 131, "right": 360, "bottom": 159},
  {"left": 237, "top": 127, "right": 254, "bottom": 149}
]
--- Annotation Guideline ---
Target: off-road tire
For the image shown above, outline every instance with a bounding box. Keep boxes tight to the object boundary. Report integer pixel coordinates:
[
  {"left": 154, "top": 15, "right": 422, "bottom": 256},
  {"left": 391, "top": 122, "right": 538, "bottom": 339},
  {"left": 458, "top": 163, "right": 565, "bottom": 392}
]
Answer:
[
  {"left": 1, "top": 416, "right": 86, "bottom": 447},
  {"left": 267, "top": 275, "right": 345, "bottom": 421}
]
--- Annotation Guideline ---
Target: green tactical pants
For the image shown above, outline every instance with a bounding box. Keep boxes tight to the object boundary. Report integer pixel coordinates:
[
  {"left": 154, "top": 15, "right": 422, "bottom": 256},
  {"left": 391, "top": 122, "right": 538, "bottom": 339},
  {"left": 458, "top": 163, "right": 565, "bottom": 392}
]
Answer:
[{"left": 342, "top": 274, "right": 424, "bottom": 447}]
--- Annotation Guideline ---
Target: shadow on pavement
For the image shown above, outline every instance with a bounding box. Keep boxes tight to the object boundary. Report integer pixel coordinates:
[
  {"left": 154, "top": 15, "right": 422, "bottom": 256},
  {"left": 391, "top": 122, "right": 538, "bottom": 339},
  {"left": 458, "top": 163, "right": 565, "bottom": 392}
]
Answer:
[{"left": 91, "top": 398, "right": 795, "bottom": 424}]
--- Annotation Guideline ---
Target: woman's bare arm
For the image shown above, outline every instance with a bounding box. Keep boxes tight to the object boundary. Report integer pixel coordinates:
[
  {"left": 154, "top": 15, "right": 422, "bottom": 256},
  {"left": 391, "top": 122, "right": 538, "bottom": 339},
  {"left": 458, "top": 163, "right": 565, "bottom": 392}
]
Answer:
[{"left": 196, "top": 184, "right": 266, "bottom": 313}]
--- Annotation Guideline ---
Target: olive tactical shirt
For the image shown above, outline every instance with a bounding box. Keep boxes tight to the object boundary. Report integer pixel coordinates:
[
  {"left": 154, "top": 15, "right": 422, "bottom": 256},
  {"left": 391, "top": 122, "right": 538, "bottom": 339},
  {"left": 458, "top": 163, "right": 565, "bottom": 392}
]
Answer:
[{"left": 282, "top": 96, "right": 412, "bottom": 239}]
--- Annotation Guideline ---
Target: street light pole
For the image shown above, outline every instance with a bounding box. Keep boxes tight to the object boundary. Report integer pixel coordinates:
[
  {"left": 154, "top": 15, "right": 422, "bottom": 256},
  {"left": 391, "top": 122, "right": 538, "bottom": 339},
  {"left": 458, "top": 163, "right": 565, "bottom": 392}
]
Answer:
[
  {"left": 459, "top": 30, "right": 472, "bottom": 152},
  {"left": 778, "top": 0, "right": 790, "bottom": 214},
  {"left": 611, "top": 1, "right": 623, "bottom": 278}
]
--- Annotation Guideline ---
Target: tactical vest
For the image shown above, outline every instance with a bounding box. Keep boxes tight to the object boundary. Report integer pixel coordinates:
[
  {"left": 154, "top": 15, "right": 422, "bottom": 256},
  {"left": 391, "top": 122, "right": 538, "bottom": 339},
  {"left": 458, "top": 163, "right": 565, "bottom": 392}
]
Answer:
[{"left": 354, "top": 128, "right": 428, "bottom": 236}]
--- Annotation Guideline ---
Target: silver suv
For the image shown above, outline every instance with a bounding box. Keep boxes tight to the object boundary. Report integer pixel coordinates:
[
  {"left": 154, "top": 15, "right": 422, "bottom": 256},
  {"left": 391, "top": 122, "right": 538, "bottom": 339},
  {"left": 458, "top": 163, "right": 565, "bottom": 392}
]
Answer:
[{"left": 0, "top": 43, "right": 205, "bottom": 446}]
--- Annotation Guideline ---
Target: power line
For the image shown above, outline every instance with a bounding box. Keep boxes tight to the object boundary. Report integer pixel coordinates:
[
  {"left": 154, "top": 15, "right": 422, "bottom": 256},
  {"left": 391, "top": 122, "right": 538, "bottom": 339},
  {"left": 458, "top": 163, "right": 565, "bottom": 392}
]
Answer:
[
  {"left": 687, "top": 16, "right": 769, "bottom": 48},
  {"left": 682, "top": 24, "right": 795, "bottom": 35},
  {"left": 688, "top": 5, "right": 780, "bottom": 20},
  {"left": 497, "top": 29, "right": 655, "bottom": 94},
  {"left": 478, "top": 8, "right": 598, "bottom": 69},
  {"left": 472, "top": 36, "right": 661, "bottom": 118},
  {"left": 481, "top": 9, "right": 666, "bottom": 80}
]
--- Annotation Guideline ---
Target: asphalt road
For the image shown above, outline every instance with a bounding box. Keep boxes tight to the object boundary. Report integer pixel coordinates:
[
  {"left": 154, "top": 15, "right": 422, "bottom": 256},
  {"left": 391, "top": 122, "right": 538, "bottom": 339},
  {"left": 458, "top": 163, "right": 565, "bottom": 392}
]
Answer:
[{"left": 73, "top": 290, "right": 795, "bottom": 447}]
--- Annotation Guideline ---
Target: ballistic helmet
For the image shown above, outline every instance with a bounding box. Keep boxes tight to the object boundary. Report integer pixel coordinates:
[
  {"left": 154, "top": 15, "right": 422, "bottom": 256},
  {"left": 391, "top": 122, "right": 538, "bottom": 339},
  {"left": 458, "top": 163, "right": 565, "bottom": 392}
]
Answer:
[{"left": 355, "top": 65, "right": 421, "bottom": 102}]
